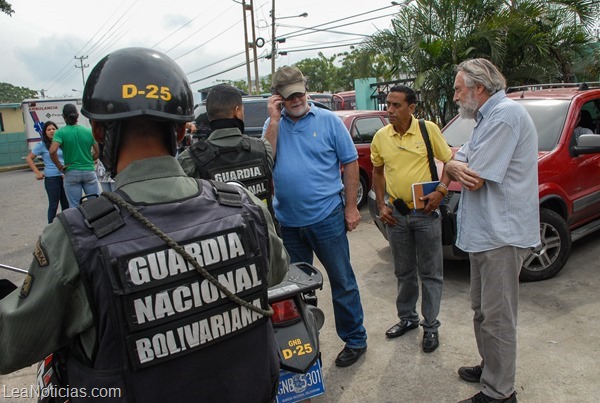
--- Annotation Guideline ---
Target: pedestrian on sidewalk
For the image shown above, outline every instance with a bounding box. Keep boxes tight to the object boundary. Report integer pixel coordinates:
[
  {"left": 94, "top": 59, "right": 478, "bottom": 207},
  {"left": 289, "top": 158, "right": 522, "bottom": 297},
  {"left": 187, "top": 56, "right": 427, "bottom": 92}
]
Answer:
[
  {"left": 25, "top": 121, "right": 69, "bottom": 223},
  {"left": 49, "top": 104, "right": 101, "bottom": 207}
]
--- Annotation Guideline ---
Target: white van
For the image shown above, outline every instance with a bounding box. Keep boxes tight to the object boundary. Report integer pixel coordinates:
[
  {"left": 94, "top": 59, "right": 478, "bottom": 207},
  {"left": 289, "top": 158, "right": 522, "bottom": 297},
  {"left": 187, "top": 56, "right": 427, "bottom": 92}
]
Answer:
[{"left": 21, "top": 98, "right": 90, "bottom": 151}]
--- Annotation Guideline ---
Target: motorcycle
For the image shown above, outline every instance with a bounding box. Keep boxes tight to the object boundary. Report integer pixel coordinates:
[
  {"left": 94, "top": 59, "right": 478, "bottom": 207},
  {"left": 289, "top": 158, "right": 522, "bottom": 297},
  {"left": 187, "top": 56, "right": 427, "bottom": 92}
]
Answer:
[
  {"left": 269, "top": 262, "right": 326, "bottom": 403},
  {"left": 1, "top": 261, "right": 326, "bottom": 403},
  {"left": 0, "top": 263, "right": 69, "bottom": 403}
]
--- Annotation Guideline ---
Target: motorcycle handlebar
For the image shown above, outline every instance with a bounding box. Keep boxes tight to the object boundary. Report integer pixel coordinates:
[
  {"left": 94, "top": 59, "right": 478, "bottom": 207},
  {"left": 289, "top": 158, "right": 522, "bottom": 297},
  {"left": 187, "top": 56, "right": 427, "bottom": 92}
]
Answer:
[{"left": 0, "top": 263, "right": 28, "bottom": 275}]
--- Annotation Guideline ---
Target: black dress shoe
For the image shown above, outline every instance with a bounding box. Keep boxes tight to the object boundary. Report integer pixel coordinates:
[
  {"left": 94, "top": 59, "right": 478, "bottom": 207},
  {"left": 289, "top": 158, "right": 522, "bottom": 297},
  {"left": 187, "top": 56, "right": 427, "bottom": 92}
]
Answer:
[
  {"left": 422, "top": 331, "right": 439, "bottom": 352},
  {"left": 458, "top": 391, "right": 517, "bottom": 403},
  {"left": 458, "top": 365, "right": 482, "bottom": 383},
  {"left": 385, "top": 320, "right": 418, "bottom": 338},
  {"left": 335, "top": 346, "right": 367, "bottom": 367}
]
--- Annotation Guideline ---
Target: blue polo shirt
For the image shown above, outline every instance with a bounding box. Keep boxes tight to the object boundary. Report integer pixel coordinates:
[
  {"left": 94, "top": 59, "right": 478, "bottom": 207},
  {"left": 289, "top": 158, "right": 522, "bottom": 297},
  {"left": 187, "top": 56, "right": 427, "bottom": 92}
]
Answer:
[{"left": 263, "top": 104, "right": 358, "bottom": 226}]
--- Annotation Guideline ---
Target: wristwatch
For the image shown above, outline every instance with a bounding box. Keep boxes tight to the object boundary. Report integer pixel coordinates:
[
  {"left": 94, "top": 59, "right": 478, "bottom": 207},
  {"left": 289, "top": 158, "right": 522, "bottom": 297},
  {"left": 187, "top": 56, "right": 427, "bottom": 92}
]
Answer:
[{"left": 435, "top": 183, "right": 448, "bottom": 197}]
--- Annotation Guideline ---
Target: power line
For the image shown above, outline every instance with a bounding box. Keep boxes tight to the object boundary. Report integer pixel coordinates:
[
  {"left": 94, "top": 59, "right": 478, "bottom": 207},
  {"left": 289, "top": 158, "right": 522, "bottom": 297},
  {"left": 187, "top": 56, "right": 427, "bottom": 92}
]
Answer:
[
  {"left": 278, "top": 4, "right": 397, "bottom": 40},
  {"left": 280, "top": 11, "right": 397, "bottom": 41},
  {"left": 173, "top": 20, "right": 242, "bottom": 61},
  {"left": 187, "top": 38, "right": 365, "bottom": 88}
]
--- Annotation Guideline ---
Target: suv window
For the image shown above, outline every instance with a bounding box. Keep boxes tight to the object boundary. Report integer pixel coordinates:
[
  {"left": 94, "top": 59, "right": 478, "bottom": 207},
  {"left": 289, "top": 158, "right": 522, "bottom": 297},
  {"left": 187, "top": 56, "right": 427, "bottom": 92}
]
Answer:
[
  {"left": 243, "top": 100, "right": 269, "bottom": 131},
  {"left": 443, "top": 99, "right": 570, "bottom": 152}
]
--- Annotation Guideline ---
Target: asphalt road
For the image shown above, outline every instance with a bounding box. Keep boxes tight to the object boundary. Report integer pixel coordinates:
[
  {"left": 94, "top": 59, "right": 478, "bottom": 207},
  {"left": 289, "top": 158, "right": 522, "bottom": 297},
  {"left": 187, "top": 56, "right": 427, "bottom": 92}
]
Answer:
[{"left": 1, "top": 167, "right": 599, "bottom": 402}]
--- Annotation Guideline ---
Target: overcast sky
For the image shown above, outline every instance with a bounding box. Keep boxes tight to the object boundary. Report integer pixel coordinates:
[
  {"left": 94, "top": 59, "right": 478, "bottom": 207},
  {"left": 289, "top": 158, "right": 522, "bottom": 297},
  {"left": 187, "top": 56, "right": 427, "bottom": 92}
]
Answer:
[{"left": 0, "top": 0, "right": 401, "bottom": 100}]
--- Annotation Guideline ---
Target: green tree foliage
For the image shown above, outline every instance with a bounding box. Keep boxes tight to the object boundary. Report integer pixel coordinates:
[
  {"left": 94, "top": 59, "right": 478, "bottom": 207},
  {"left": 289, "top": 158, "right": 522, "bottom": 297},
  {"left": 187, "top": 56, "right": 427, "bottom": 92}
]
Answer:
[
  {"left": 366, "top": 0, "right": 599, "bottom": 125},
  {"left": 1, "top": 0, "right": 14, "bottom": 16},
  {"left": 216, "top": 79, "right": 249, "bottom": 93},
  {"left": 336, "top": 48, "right": 396, "bottom": 89},
  {"left": 0, "top": 82, "right": 38, "bottom": 103},
  {"left": 294, "top": 52, "right": 339, "bottom": 93}
]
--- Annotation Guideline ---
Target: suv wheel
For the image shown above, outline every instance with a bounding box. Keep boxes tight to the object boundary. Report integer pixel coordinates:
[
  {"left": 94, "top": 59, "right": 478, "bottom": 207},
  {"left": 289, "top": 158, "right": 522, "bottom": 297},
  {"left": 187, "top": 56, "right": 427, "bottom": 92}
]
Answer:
[
  {"left": 357, "top": 174, "right": 368, "bottom": 208},
  {"left": 520, "top": 208, "right": 572, "bottom": 282}
]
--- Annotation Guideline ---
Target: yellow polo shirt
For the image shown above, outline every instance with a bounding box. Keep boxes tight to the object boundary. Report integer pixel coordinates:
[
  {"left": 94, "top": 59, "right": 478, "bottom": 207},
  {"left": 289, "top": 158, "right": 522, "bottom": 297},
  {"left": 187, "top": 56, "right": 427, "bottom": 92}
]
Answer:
[{"left": 370, "top": 116, "right": 452, "bottom": 207}]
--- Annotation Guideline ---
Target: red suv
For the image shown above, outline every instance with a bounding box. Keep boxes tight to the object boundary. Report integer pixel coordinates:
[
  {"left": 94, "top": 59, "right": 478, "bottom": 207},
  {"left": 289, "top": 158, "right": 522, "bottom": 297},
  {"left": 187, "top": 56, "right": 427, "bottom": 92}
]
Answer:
[{"left": 370, "top": 82, "right": 600, "bottom": 281}]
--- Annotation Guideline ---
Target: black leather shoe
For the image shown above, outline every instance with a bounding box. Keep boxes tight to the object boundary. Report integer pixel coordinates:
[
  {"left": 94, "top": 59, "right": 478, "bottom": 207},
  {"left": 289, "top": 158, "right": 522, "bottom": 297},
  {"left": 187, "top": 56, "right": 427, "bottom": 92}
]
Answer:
[
  {"left": 458, "top": 365, "right": 483, "bottom": 383},
  {"left": 422, "top": 331, "right": 439, "bottom": 352},
  {"left": 458, "top": 391, "right": 517, "bottom": 403},
  {"left": 335, "top": 346, "right": 367, "bottom": 367},
  {"left": 385, "top": 320, "right": 418, "bottom": 338}
]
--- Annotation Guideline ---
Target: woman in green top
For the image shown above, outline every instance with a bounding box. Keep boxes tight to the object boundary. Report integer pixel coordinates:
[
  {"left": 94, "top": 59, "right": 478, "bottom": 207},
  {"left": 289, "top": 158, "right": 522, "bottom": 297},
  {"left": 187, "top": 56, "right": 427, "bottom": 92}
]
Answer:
[{"left": 49, "top": 104, "right": 101, "bottom": 207}]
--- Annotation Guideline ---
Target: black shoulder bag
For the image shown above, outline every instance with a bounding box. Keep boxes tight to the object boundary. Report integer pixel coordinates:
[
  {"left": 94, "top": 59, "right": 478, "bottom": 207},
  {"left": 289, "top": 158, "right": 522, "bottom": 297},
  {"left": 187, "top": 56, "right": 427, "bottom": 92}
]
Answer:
[{"left": 418, "top": 119, "right": 456, "bottom": 246}]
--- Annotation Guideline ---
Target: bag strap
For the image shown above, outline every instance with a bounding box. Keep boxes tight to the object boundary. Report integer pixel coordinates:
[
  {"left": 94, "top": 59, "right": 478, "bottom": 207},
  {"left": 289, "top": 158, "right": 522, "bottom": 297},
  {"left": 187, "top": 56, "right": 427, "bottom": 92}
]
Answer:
[{"left": 419, "top": 118, "right": 439, "bottom": 181}]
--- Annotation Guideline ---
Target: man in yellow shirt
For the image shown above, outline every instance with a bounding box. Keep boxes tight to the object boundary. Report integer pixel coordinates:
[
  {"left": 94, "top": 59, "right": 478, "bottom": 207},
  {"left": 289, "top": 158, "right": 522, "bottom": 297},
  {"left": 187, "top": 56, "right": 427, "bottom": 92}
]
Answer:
[{"left": 371, "top": 85, "right": 452, "bottom": 353}]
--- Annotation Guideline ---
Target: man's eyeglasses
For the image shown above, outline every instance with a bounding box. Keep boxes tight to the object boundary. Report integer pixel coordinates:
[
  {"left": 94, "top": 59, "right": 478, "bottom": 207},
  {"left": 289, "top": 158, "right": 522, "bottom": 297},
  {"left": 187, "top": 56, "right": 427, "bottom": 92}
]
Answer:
[{"left": 283, "top": 92, "right": 306, "bottom": 101}]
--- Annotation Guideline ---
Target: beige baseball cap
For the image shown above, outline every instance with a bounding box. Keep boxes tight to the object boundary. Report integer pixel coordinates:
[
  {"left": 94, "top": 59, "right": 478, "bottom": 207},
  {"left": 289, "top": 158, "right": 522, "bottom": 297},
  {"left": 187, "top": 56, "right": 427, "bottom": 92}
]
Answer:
[{"left": 272, "top": 66, "right": 306, "bottom": 98}]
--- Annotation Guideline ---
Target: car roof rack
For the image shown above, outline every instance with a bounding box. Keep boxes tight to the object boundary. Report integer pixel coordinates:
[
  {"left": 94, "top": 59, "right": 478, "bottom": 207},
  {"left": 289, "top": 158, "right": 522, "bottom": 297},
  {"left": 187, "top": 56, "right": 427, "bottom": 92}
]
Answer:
[{"left": 506, "top": 82, "right": 600, "bottom": 93}]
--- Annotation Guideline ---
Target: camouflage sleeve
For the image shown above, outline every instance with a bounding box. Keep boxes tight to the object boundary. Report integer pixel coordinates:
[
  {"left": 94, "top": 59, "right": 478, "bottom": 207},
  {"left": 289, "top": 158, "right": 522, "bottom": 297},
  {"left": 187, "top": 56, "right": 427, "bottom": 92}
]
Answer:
[
  {"left": 176, "top": 147, "right": 198, "bottom": 177},
  {"left": 260, "top": 137, "right": 274, "bottom": 171},
  {"left": 0, "top": 222, "right": 93, "bottom": 374},
  {"left": 244, "top": 190, "right": 289, "bottom": 287}
]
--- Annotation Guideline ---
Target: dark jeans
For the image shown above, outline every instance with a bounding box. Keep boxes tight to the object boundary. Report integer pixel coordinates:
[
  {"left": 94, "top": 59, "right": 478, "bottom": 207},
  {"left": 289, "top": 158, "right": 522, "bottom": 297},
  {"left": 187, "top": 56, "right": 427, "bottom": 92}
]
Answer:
[
  {"left": 44, "top": 175, "right": 69, "bottom": 223},
  {"left": 280, "top": 202, "right": 367, "bottom": 349},
  {"left": 386, "top": 209, "right": 443, "bottom": 331}
]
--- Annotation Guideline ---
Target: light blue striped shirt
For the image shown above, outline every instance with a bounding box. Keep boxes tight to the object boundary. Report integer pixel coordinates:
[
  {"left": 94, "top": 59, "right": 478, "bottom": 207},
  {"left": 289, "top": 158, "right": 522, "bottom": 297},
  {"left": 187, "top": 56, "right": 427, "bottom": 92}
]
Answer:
[{"left": 455, "top": 90, "right": 540, "bottom": 252}]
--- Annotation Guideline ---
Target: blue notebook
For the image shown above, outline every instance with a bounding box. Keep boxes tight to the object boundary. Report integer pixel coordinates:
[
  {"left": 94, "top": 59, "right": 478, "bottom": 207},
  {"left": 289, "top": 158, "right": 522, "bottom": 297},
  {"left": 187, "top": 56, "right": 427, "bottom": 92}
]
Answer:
[{"left": 412, "top": 181, "right": 445, "bottom": 209}]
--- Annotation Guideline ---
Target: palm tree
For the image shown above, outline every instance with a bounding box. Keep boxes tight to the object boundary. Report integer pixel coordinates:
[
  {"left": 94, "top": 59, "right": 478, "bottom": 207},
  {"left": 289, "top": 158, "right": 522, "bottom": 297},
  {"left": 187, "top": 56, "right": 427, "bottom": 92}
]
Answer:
[{"left": 365, "top": 0, "right": 599, "bottom": 124}]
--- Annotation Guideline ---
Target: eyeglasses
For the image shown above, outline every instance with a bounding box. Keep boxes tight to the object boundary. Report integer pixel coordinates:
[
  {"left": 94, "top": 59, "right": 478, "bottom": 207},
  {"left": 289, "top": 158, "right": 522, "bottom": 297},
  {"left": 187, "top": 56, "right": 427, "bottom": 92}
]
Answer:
[{"left": 283, "top": 92, "right": 306, "bottom": 101}]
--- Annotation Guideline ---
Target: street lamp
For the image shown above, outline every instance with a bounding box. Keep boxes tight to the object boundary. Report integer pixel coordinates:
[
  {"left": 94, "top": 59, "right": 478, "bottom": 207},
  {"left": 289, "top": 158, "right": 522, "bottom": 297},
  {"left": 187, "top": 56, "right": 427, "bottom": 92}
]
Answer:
[
  {"left": 270, "top": 2, "right": 308, "bottom": 77},
  {"left": 391, "top": 0, "right": 413, "bottom": 6}
]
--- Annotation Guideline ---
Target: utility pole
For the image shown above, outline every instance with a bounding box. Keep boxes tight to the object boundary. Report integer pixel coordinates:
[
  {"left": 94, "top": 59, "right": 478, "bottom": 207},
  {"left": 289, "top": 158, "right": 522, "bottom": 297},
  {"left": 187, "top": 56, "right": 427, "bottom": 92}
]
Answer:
[
  {"left": 270, "top": 5, "right": 307, "bottom": 78},
  {"left": 74, "top": 55, "right": 89, "bottom": 88},
  {"left": 271, "top": 0, "right": 276, "bottom": 78},
  {"left": 248, "top": 2, "right": 260, "bottom": 94},
  {"left": 241, "top": 1, "right": 253, "bottom": 94}
]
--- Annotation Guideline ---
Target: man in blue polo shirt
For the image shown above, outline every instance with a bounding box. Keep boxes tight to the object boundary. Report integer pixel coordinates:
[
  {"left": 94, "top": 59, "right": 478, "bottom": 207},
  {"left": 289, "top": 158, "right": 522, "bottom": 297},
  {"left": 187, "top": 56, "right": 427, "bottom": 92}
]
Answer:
[{"left": 263, "top": 65, "right": 368, "bottom": 367}]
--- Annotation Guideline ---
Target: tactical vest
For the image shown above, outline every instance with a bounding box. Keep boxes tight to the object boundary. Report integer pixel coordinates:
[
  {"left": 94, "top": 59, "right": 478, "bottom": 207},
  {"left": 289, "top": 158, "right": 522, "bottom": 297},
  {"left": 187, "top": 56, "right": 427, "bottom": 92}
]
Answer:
[
  {"left": 58, "top": 180, "right": 278, "bottom": 403},
  {"left": 188, "top": 135, "right": 275, "bottom": 218}
]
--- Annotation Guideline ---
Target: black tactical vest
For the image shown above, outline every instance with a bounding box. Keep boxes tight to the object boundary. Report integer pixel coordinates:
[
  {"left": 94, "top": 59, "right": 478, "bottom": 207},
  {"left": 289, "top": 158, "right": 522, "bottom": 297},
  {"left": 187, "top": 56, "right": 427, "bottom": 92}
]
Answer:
[
  {"left": 188, "top": 135, "right": 275, "bottom": 218},
  {"left": 58, "top": 180, "right": 278, "bottom": 403}
]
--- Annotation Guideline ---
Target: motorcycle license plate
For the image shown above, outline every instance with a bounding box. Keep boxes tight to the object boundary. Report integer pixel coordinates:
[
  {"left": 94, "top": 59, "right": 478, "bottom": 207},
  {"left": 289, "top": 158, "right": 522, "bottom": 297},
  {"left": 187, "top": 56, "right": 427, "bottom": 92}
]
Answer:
[{"left": 276, "top": 359, "right": 325, "bottom": 403}]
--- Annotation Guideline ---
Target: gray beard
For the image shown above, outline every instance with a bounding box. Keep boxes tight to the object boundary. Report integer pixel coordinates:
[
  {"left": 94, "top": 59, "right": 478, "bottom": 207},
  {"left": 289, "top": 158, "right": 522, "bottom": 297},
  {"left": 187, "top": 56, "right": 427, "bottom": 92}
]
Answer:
[
  {"left": 458, "top": 106, "right": 477, "bottom": 120},
  {"left": 286, "top": 103, "right": 309, "bottom": 118},
  {"left": 458, "top": 92, "right": 479, "bottom": 120}
]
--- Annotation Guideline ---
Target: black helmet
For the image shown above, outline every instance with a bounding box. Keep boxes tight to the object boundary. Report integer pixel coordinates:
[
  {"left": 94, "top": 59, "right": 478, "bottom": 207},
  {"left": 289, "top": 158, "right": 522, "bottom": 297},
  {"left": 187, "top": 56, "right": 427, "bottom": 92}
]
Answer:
[{"left": 81, "top": 47, "right": 194, "bottom": 123}]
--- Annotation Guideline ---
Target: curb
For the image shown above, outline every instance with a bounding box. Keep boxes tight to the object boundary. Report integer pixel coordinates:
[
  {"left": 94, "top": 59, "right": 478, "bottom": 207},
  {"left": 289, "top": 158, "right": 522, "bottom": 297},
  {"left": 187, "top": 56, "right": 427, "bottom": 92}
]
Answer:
[{"left": 0, "top": 164, "right": 34, "bottom": 173}]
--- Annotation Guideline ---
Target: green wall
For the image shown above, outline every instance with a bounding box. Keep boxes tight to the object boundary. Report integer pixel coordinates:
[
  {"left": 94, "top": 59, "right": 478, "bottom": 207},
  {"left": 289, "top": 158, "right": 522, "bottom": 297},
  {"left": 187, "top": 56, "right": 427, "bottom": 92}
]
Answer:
[{"left": 0, "top": 132, "right": 28, "bottom": 166}]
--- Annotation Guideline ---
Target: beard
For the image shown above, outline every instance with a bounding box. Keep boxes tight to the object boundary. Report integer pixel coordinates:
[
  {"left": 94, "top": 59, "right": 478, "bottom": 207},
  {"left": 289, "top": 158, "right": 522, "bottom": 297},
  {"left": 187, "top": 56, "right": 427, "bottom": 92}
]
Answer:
[
  {"left": 285, "top": 100, "right": 309, "bottom": 118},
  {"left": 458, "top": 89, "right": 479, "bottom": 120}
]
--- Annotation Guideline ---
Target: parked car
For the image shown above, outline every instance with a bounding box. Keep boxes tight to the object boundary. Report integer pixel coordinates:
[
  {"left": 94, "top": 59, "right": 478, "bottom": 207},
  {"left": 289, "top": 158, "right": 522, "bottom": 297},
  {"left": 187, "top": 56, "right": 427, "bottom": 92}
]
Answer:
[
  {"left": 369, "top": 82, "right": 600, "bottom": 281},
  {"left": 334, "top": 110, "right": 389, "bottom": 208}
]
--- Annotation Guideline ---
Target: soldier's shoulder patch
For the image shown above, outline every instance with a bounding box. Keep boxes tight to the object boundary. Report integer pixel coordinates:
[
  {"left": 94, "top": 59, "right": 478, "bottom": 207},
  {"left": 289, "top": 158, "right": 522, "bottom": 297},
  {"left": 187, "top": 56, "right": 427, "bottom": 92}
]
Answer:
[
  {"left": 33, "top": 238, "right": 49, "bottom": 267},
  {"left": 19, "top": 274, "right": 34, "bottom": 299}
]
